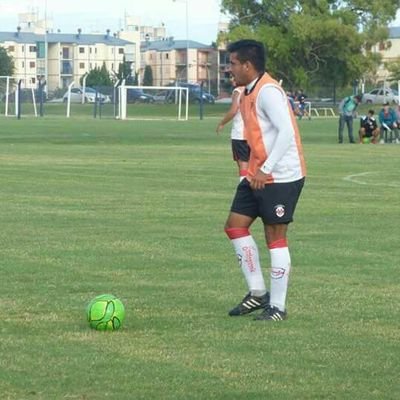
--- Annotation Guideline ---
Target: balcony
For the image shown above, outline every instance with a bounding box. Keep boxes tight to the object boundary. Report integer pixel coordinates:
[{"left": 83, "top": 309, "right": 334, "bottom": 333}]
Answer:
[{"left": 60, "top": 61, "right": 73, "bottom": 75}]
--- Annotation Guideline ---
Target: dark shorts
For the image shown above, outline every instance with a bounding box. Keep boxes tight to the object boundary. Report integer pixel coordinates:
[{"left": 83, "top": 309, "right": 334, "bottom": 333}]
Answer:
[
  {"left": 230, "top": 177, "right": 305, "bottom": 225},
  {"left": 363, "top": 129, "right": 374, "bottom": 138},
  {"left": 231, "top": 139, "right": 250, "bottom": 162}
]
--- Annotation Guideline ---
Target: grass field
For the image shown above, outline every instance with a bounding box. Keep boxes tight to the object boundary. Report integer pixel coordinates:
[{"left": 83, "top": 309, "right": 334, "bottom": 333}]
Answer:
[{"left": 0, "top": 112, "right": 399, "bottom": 400}]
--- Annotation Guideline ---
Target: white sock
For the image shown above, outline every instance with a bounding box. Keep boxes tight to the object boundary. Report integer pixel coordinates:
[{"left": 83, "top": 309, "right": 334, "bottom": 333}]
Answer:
[
  {"left": 225, "top": 228, "right": 267, "bottom": 297},
  {"left": 269, "top": 240, "right": 291, "bottom": 312}
]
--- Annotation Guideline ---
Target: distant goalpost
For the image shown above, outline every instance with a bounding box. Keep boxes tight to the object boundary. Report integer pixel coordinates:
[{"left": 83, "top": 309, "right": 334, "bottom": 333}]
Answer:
[
  {"left": 0, "top": 76, "right": 15, "bottom": 116},
  {"left": 0, "top": 76, "right": 38, "bottom": 117},
  {"left": 118, "top": 85, "right": 189, "bottom": 121}
]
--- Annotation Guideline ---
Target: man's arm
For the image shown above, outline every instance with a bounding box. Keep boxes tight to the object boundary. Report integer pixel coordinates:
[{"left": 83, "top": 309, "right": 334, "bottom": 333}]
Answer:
[
  {"left": 258, "top": 86, "right": 294, "bottom": 174},
  {"left": 216, "top": 90, "right": 241, "bottom": 134}
]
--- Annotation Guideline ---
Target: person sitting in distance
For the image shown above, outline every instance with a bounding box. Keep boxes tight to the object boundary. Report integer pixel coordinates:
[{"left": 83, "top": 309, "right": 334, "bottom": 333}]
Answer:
[{"left": 359, "top": 109, "right": 379, "bottom": 144}]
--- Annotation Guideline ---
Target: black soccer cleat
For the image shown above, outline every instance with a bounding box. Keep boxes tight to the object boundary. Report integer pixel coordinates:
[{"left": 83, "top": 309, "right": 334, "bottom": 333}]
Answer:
[
  {"left": 254, "top": 305, "right": 287, "bottom": 321},
  {"left": 228, "top": 292, "right": 269, "bottom": 316}
]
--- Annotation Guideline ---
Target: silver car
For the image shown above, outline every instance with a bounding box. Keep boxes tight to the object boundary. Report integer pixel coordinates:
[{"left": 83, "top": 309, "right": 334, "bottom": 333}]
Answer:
[
  {"left": 63, "top": 87, "right": 111, "bottom": 103},
  {"left": 362, "top": 88, "right": 399, "bottom": 104}
]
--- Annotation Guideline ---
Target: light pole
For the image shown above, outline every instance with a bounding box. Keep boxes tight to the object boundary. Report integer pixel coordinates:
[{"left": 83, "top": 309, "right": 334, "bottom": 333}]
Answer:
[{"left": 173, "top": 0, "right": 189, "bottom": 83}]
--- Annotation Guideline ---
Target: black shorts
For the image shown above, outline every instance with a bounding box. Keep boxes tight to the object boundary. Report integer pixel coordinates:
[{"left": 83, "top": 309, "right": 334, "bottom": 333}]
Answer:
[
  {"left": 230, "top": 177, "right": 305, "bottom": 225},
  {"left": 363, "top": 130, "right": 374, "bottom": 138},
  {"left": 231, "top": 139, "right": 250, "bottom": 162}
]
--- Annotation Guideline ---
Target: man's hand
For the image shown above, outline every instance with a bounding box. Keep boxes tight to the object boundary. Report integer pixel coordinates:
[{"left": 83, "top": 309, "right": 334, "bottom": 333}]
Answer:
[
  {"left": 250, "top": 169, "right": 270, "bottom": 190},
  {"left": 216, "top": 123, "right": 224, "bottom": 134}
]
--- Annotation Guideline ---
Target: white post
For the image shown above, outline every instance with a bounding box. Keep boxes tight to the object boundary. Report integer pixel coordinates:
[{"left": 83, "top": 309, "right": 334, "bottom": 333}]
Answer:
[
  {"left": 44, "top": 0, "right": 48, "bottom": 86},
  {"left": 15, "top": 83, "right": 19, "bottom": 117},
  {"left": 383, "top": 79, "right": 387, "bottom": 103},
  {"left": 31, "top": 87, "right": 37, "bottom": 117},
  {"left": 82, "top": 73, "right": 88, "bottom": 104},
  {"left": 185, "top": 0, "right": 189, "bottom": 83},
  {"left": 185, "top": 87, "right": 189, "bottom": 120},
  {"left": 398, "top": 80, "right": 400, "bottom": 104},
  {"left": 178, "top": 87, "right": 182, "bottom": 120},
  {"left": 66, "top": 81, "right": 75, "bottom": 117},
  {"left": 173, "top": 0, "right": 189, "bottom": 82},
  {"left": 114, "top": 79, "right": 120, "bottom": 119},
  {"left": 120, "top": 81, "right": 127, "bottom": 120},
  {"left": 5, "top": 76, "right": 9, "bottom": 116}
]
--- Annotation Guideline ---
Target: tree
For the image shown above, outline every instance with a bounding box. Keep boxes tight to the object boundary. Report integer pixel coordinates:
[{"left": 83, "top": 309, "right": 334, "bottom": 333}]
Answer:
[
  {"left": 81, "top": 62, "right": 113, "bottom": 87},
  {"left": 385, "top": 58, "right": 400, "bottom": 82},
  {"left": 0, "top": 47, "right": 14, "bottom": 76},
  {"left": 220, "top": 0, "right": 400, "bottom": 91},
  {"left": 117, "top": 56, "right": 136, "bottom": 84},
  {"left": 143, "top": 65, "right": 153, "bottom": 86}
]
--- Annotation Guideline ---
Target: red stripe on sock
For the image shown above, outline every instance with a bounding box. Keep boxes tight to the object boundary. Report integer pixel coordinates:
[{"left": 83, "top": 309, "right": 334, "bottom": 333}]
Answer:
[
  {"left": 225, "top": 227, "right": 250, "bottom": 240},
  {"left": 268, "top": 238, "right": 288, "bottom": 249},
  {"left": 239, "top": 169, "right": 248, "bottom": 177}
]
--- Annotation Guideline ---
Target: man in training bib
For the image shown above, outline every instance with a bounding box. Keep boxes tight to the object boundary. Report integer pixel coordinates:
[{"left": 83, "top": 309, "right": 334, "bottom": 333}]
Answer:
[{"left": 224, "top": 39, "right": 306, "bottom": 321}]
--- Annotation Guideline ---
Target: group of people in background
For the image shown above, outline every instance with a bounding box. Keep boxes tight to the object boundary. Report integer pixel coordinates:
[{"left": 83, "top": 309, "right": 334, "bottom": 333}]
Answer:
[
  {"left": 338, "top": 94, "right": 400, "bottom": 144},
  {"left": 286, "top": 90, "right": 309, "bottom": 119}
]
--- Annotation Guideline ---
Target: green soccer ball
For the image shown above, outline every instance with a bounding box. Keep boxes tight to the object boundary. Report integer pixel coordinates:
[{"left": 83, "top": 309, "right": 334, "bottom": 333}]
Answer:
[
  {"left": 86, "top": 294, "right": 125, "bottom": 331},
  {"left": 362, "top": 137, "right": 371, "bottom": 144}
]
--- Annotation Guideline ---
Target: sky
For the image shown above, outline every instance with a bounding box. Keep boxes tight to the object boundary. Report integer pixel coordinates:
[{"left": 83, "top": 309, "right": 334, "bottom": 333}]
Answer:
[{"left": 0, "top": 0, "right": 230, "bottom": 44}]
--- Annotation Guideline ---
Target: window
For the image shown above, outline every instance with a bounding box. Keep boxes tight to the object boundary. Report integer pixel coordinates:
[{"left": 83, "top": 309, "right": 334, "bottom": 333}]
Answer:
[
  {"left": 62, "top": 47, "right": 69, "bottom": 59},
  {"left": 79, "top": 62, "right": 85, "bottom": 69},
  {"left": 118, "top": 48, "right": 124, "bottom": 54},
  {"left": 29, "top": 45, "right": 36, "bottom": 52},
  {"left": 166, "top": 53, "right": 169, "bottom": 60},
  {"left": 30, "top": 61, "right": 35, "bottom": 68},
  {"left": 36, "top": 42, "right": 45, "bottom": 58},
  {"left": 378, "top": 42, "right": 385, "bottom": 51},
  {"left": 31, "top": 77, "right": 36, "bottom": 84},
  {"left": 90, "top": 47, "right": 92, "bottom": 54},
  {"left": 79, "top": 47, "right": 85, "bottom": 54},
  {"left": 8, "top": 45, "right": 15, "bottom": 52}
]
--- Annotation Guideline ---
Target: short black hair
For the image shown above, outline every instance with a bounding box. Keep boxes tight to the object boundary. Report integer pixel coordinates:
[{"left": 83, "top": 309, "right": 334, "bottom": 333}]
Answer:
[
  {"left": 227, "top": 39, "right": 266, "bottom": 73},
  {"left": 368, "top": 109, "right": 374, "bottom": 115}
]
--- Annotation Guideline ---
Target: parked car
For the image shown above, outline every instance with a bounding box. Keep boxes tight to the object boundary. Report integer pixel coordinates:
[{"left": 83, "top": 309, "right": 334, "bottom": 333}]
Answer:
[
  {"left": 362, "top": 88, "right": 399, "bottom": 104},
  {"left": 165, "top": 83, "right": 215, "bottom": 104},
  {"left": 62, "top": 87, "right": 111, "bottom": 104},
  {"left": 126, "top": 89, "right": 155, "bottom": 103}
]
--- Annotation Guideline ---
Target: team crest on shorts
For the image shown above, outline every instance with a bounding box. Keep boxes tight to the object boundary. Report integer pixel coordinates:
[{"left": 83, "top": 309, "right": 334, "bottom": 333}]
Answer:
[{"left": 274, "top": 204, "right": 285, "bottom": 218}]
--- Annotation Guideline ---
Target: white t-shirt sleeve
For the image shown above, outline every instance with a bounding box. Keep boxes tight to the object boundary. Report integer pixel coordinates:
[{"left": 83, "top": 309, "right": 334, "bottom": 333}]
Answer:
[{"left": 257, "top": 85, "right": 294, "bottom": 174}]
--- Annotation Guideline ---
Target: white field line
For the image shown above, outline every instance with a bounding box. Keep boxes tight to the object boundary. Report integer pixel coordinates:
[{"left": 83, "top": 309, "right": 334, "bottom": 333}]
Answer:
[{"left": 343, "top": 172, "right": 400, "bottom": 188}]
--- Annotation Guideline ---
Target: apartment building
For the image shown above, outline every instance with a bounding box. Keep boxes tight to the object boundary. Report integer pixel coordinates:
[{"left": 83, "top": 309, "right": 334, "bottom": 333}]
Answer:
[
  {"left": 0, "top": 28, "right": 136, "bottom": 91},
  {"left": 140, "top": 38, "right": 217, "bottom": 91},
  {"left": 369, "top": 27, "right": 400, "bottom": 83}
]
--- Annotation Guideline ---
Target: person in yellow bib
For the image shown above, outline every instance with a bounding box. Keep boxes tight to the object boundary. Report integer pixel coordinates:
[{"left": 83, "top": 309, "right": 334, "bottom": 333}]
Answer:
[{"left": 223, "top": 39, "right": 306, "bottom": 322}]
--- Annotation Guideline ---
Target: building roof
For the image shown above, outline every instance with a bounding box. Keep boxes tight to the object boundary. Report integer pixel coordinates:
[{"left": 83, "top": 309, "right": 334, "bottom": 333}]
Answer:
[
  {"left": 0, "top": 31, "right": 133, "bottom": 45},
  {"left": 388, "top": 27, "right": 400, "bottom": 38},
  {"left": 141, "top": 38, "right": 212, "bottom": 51}
]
